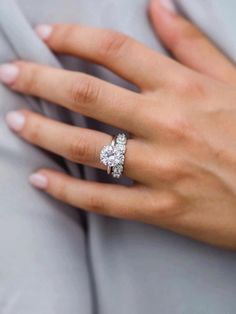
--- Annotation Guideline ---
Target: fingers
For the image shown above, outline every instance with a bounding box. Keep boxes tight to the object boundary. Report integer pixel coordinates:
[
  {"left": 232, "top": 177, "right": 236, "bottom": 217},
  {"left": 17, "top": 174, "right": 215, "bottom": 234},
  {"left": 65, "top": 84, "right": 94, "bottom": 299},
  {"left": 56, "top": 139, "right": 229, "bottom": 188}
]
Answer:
[
  {"left": 0, "top": 62, "right": 145, "bottom": 136},
  {"left": 28, "top": 169, "right": 174, "bottom": 222},
  {"left": 5, "top": 109, "right": 148, "bottom": 181},
  {"left": 35, "top": 23, "right": 182, "bottom": 90},
  {"left": 29, "top": 169, "right": 145, "bottom": 219},
  {"left": 149, "top": 0, "right": 236, "bottom": 84}
]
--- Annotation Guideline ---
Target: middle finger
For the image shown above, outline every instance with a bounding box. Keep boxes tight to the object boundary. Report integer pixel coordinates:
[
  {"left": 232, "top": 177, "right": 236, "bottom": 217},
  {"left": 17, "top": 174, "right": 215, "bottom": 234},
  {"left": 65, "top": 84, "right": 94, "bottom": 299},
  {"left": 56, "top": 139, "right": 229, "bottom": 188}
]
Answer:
[{"left": 2, "top": 62, "right": 146, "bottom": 137}]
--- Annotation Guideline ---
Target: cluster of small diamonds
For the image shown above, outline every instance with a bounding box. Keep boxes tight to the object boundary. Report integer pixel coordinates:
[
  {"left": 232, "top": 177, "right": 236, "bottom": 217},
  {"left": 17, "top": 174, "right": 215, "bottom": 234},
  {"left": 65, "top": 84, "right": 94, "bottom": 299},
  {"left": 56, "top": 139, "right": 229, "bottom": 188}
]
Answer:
[
  {"left": 100, "top": 133, "right": 127, "bottom": 179},
  {"left": 111, "top": 134, "right": 127, "bottom": 179}
]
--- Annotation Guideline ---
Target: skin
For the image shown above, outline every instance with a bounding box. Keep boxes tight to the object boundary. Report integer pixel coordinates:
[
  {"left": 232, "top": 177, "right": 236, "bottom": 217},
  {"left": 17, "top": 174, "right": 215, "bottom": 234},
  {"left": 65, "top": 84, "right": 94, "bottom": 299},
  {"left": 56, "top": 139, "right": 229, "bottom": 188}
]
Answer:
[{"left": 1, "top": 0, "right": 236, "bottom": 249}]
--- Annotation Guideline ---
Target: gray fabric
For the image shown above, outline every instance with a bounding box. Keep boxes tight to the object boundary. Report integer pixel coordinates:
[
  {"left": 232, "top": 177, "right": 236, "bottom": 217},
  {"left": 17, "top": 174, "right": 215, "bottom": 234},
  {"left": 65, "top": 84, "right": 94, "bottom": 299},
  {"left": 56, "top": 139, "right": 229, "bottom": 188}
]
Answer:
[{"left": 0, "top": 0, "right": 236, "bottom": 313}]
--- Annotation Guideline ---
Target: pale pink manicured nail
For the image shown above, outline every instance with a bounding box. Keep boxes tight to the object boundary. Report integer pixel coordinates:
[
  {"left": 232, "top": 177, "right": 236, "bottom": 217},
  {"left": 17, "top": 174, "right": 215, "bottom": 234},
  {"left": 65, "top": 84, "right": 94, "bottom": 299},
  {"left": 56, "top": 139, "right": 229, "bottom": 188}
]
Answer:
[
  {"left": 159, "top": 0, "right": 176, "bottom": 13},
  {"left": 35, "top": 24, "right": 53, "bottom": 40},
  {"left": 29, "top": 173, "right": 48, "bottom": 190},
  {"left": 6, "top": 111, "right": 25, "bottom": 132},
  {"left": 0, "top": 64, "right": 19, "bottom": 84}
]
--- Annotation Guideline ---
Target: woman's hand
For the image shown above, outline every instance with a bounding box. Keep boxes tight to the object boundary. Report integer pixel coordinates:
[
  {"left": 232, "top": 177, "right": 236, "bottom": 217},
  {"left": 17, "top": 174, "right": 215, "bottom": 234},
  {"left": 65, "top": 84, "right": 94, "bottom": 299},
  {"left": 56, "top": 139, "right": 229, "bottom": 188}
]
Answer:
[{"left": 1, "top": 0, "right": 236, "bottom": 249}]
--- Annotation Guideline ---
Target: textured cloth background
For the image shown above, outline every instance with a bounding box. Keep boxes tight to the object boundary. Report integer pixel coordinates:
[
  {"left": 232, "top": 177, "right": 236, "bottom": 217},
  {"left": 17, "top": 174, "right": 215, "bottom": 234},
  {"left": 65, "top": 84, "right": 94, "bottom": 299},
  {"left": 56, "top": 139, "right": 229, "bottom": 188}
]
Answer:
[{"left": 0, "top": 0, "right": 236, "bottom": 313}]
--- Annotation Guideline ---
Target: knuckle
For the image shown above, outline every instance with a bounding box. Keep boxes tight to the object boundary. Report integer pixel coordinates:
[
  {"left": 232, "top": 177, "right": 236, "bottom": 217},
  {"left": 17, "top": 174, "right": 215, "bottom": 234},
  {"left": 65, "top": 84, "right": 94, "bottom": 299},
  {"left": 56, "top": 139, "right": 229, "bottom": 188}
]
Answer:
[
  {"left": 70, "top": 76, "right": 100, "bottom": 107},
  {"left": 162, "top": 114, "right": 195, "bottom": 142},
  {"left": 174, "top": 76, "right": 193, "bottom": 94},
  {"left": 164, "top": 194, "right": 181, "bottom": 211},
  {"left": 175, "top": 75, "right": 208, "bottom": 99},
  {"left": 164, "top": 162, "right": 183, "bottom": 181},
  {"left": 155, "top": 194, "right": 184, "bottom": 219},
  {"left": 87, "top": 194, "right": 106, "bottom": 213},
  {"left": 156, "top": 158, "right": 189, "bottom": 182},
  {"left": 160, "top": 195, "right": 183, "bottom": 217},
  {"left": 69, "top": 136, "right": 91, "bottom": 162},
  {"left": 169, "top": 117, "right": 191, "bottom": 140},
  {"left": 98, "top": 30, "right": 129, "bottom": 59}
]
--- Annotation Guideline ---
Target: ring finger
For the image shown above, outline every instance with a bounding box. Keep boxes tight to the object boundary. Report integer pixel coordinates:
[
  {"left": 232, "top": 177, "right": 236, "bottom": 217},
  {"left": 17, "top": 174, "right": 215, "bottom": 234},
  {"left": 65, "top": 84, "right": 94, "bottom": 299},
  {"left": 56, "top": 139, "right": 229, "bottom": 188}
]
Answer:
[{"left": 6, "top": 109, "right": 148, "bottom": 182}]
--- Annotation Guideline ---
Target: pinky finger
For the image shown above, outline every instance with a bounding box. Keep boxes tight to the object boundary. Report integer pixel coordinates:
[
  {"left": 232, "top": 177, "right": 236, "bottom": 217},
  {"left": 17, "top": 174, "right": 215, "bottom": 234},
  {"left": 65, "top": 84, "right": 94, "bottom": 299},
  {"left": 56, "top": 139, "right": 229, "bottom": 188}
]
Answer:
[{"left": 29, "top": 169, "right": 152, "bottom": 220}]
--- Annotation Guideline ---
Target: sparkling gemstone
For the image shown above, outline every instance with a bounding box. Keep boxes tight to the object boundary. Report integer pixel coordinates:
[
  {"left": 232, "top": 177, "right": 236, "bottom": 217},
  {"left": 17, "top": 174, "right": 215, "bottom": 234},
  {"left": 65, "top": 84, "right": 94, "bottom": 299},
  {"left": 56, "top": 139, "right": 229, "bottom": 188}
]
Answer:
[
  {"left": 116, "top": 133, "right": 127, "bottom": 144},
  {"left": 115, "top": 144, "right": 126, "bottom": 153},
  {"left": 112, "top": 165, "right": 124, "bottom": 179},
  {"left": 113, "top": 173, "right": 121, "bottom": 179},
  {"left": 100, "top": 144, "right": 124, "bottom": 167},
  {"left": 113, "top": 165, "right": 123, "bottom": 174}
]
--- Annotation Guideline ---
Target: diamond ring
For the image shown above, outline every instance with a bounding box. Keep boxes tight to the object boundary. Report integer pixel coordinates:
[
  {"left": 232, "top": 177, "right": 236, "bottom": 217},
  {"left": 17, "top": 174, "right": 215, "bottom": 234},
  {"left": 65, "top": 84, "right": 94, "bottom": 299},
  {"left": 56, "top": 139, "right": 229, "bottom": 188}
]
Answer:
[{"left": 100, "top": 133, "right": 128, "bottom": 179}]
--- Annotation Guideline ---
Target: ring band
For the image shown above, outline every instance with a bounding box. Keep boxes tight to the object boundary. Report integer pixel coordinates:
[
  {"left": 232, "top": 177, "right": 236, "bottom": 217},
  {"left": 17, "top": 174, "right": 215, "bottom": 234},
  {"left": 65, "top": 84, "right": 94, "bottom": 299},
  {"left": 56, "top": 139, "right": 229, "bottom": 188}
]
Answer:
[
  {"left": 106, "top": 137, "right": 116, "bottom": 175},
  {"left": 100, "top": 133, "right": 128, "bottom": 179}
]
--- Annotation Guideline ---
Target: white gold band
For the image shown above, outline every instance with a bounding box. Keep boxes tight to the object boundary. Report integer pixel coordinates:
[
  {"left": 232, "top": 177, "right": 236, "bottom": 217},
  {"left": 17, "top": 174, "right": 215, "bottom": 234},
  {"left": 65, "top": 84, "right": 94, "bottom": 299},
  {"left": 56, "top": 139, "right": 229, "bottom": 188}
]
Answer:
[{"left": 100, "top": 133, "right": 128, "bottom": 179}]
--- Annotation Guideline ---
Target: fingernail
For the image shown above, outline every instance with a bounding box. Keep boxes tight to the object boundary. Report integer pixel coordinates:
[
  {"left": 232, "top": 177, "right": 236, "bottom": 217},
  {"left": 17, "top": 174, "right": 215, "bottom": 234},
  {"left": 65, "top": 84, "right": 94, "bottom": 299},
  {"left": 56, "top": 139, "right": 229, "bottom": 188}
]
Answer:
[
  {"left": 0, "top": 63, "right": 19, "bottom": 84},
  {"left": 29, "top": 173, "right": 48, "bottom": 190},
  {"left": 159, "top": 0, "right": 176, "bottom": 13},
  {"left": 6, "top": 111, "right": 25, "bottom": 132},
  {"left": 35, "top": 24, "right": 53, "bottom": 40}
]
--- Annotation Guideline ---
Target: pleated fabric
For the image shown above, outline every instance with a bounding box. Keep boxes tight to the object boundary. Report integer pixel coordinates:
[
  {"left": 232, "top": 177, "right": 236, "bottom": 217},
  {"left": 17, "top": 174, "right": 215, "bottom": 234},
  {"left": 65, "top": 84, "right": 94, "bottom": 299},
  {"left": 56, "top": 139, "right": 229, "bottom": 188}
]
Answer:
[{"left": 0, "top": 1, "right": 236, "bottom": 313}]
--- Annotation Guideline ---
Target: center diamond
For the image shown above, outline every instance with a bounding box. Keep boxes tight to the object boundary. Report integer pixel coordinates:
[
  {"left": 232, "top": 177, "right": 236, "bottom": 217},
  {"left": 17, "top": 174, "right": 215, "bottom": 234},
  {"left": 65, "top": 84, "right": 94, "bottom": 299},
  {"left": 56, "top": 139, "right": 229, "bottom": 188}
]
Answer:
[{"left": 100, "top": 144, "right": 124, "bottom": 167}]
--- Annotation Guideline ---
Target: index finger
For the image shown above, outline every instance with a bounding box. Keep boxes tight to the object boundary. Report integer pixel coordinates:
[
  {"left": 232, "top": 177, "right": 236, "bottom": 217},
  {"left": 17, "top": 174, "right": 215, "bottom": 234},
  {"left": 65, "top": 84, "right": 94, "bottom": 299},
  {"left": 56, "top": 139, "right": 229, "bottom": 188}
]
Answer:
[{"left": 37, "top": 24, "right": 182, "bottom": 90}]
